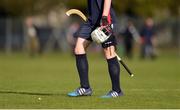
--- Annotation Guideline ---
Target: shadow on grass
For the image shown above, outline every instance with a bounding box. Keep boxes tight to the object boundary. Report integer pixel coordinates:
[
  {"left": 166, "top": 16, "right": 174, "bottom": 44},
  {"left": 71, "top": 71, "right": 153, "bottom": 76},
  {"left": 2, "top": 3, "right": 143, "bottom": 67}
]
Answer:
[{"left": 0, "top": 90, "right": 62, "bottom": 96}]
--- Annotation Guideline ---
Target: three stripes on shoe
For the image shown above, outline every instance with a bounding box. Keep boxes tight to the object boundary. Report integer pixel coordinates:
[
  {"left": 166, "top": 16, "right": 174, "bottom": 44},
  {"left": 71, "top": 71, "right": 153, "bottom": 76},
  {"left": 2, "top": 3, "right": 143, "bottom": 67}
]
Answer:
[
  {"left": 78, "top": 88, "right": 86, "bottom": 95},
  {"left": 110, "top": 91, "right": 119, "bottom": 97}
]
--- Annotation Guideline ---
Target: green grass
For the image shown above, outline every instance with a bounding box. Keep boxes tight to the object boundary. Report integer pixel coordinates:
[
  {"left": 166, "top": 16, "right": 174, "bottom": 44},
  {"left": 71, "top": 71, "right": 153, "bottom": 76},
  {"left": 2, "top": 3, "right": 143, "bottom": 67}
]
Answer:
[{"left": 0, "top": 52, "right": 179, "bottom": 109}]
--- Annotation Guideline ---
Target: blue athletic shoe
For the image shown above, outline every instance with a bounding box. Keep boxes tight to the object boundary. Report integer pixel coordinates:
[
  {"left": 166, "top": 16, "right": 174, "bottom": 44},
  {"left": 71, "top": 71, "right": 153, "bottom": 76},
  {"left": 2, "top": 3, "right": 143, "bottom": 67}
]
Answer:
[
  {"left": 101, "top": 90, "right": 123, "bottom": 98},
  {"left": 68, "top": 87, "right": 93, "bottom": 97}
]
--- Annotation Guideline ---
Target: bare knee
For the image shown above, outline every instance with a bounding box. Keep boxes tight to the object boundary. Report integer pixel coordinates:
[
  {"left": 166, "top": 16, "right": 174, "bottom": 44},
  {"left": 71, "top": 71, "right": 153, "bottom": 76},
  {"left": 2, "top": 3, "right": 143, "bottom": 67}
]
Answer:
[
  {"left": 103, "top": 46, "right": 116, "bottom": 59},
  {"left": 74, "top": 38, "right": 91, "bottom": 55},
  {"left": 74, "top": 44, "right": 85, "bottom": 54}
]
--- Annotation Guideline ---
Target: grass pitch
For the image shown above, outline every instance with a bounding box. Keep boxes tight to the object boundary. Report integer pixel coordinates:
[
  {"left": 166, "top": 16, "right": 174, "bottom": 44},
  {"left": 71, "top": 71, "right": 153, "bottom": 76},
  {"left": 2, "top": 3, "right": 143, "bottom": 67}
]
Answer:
[{"left": 0, "top": 52, "right": 179, "bottom": 109}]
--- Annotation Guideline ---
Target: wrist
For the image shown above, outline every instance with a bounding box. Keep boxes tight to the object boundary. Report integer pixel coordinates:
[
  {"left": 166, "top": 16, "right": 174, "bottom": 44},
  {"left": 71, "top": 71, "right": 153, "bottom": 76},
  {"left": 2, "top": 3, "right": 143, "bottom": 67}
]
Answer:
[
  {"left": 101, "top": 16, "right": 108, "bottom": 26},
  {"left": 102, "top": 16, "right": 108, "bottom": 22},
  {"left": 102, "top": 16, "right": 108, "bottom": 20}
]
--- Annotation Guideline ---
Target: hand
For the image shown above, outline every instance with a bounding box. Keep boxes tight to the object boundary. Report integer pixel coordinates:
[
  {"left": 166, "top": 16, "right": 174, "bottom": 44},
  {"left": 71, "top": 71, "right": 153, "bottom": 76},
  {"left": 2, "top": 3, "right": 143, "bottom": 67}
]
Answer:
[
  {"left": 100, "top": 16, "right": 113, "bottom": 37},
  {"left": 101, "top": 25, "right": 112, "bottom": 36},
  {"left": 101, "top": 16, "right": 110, "bottom": 26}
]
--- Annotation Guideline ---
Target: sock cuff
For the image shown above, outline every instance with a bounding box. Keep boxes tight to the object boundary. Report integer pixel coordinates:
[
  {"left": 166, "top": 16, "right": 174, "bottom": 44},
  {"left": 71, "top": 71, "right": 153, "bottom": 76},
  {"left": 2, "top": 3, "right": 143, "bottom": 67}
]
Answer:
[
  {"left": 107, "top": 57, "right": 118, "bottom": 63},
  {"left": 75, "top": 54, "right": 87, "bottom": 58}
]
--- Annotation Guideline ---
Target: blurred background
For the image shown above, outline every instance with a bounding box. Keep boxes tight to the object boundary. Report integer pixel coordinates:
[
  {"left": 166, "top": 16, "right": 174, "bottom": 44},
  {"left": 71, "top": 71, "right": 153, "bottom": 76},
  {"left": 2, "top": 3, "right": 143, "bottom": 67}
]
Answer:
[
  {"left": 0, "top": 0, "right": 179, "bottom": 57},
  {"left": 0, "top": 0, "right": 180, "bottom": 108}
]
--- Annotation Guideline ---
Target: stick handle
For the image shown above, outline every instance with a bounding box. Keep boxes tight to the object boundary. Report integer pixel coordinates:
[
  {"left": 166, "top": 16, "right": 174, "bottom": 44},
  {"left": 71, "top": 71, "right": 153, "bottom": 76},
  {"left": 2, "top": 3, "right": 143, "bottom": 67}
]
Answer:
[{"left": 115, "top": 53, "right": 134, "bottom": 77}]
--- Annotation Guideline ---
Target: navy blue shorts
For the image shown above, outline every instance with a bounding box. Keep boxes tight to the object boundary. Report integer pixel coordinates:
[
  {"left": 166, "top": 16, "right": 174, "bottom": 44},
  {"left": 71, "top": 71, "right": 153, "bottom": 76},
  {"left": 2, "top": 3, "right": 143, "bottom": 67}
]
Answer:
[
  {"left": 74, "top": 21, "right": 117, "bottom": 48},
  {"left": 74, "top": 20, "right": 94, "bottom": 41}
]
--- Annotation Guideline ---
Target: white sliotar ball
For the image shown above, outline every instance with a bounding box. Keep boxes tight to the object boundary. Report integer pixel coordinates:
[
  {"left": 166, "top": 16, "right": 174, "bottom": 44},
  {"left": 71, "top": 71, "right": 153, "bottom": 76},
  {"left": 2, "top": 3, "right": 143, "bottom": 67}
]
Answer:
[{"left": 38, "top": 97, "right": 42, "bottom": 100}]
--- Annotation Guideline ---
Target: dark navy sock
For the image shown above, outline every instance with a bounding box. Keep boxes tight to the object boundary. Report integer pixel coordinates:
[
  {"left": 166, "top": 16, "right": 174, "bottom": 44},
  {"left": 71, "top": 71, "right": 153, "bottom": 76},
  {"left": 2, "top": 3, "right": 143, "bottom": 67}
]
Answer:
[
  {"left": 75, "top": 54, "right": 90, "bottom": 89},
  {"left": 107, "top": 57, "right": 121, "bottom": 93}
]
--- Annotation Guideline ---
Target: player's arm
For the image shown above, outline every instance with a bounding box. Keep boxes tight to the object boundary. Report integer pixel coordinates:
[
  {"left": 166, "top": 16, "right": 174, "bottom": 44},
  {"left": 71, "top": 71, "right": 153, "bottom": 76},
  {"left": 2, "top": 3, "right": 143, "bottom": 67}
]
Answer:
[
  {"left": 101, "top": 0, "right": 112, "bottom": 26},
  {"left": 102, "top": 0, "right": 112, "bottom": 17},
  {"left": 98, "top": 0, "right": 113, "bottom": 41}
]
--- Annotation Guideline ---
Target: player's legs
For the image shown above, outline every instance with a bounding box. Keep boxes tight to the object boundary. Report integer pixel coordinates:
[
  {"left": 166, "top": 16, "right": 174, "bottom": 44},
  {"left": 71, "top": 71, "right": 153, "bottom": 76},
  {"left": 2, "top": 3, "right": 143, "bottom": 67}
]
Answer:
[
  {"left": 103, "top": 46, "right": 121, "bottom": 93},
  {"left": 68, "top": 20, "right": 94, "bottom": 97},
  {"left": 101, "top": 36, "right": 123, "bottom": 98},
  {"left": 74, "top": 37, "right": 91, "bottom": 89},
  {"left": 68, "top": 37, "right": 92, "bottom": 97}
]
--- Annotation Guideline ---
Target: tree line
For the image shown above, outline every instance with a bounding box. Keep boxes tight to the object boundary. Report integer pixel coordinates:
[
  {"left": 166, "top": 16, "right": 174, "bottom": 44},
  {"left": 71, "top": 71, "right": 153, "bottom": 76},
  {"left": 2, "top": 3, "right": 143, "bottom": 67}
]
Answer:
[{"left": 0, "top": 0, "right": 179, "bottom": 17}]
